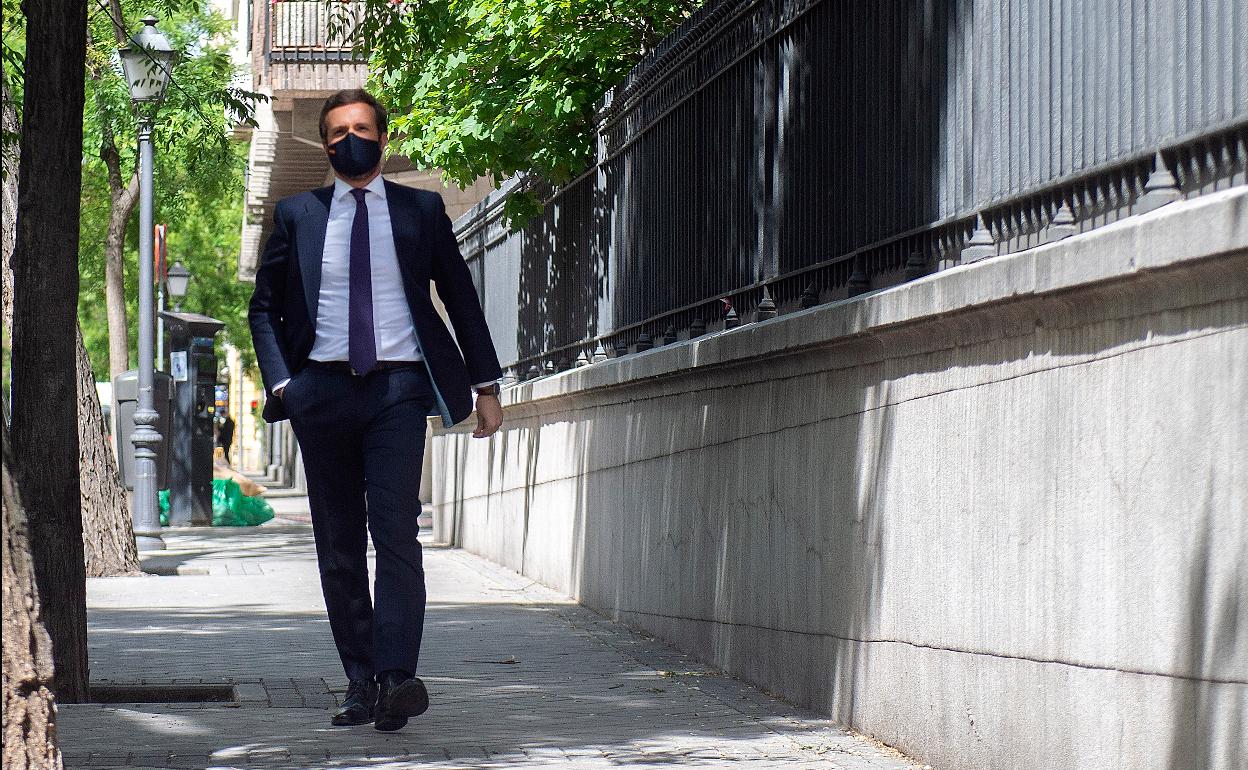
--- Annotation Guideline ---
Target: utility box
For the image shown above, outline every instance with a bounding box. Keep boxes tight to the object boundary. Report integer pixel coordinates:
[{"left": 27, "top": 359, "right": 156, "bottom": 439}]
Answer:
[
  {"left": 112, "top": 370, "right": 174, "bottom": 491},
  {"left": 161, "top": 311, "right": 225, "bottom": 526}
]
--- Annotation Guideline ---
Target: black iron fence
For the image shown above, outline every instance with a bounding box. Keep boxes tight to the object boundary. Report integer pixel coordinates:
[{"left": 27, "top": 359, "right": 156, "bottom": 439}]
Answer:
[{"left": 456, "top": 0, "right": 1248, "bottom": 378}]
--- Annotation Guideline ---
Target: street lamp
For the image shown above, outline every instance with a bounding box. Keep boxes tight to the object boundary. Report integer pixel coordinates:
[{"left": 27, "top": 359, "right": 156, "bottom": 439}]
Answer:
[
  {"left": 119, "top": 17, "right": 175, "bottom": 104},
  {"left": 120, "top": 15, "right": 175, "bottom": 551},
  {"left": 167, "top": 261, "right": 190, "bottom": 311}
]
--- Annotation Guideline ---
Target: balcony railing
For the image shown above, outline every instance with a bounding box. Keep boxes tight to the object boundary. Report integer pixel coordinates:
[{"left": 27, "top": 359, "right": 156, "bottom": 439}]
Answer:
[{"left": 266, "top": 1, "right": 366, "bottom": 63}]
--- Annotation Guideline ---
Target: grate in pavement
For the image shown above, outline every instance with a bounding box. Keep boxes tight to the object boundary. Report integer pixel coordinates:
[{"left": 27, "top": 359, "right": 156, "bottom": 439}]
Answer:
[
  {"left": 140, "top": 564, "right": 210, "bottom": 576},
  {"left": 89, "top": 683, "right": 238, "bottom": 705}
]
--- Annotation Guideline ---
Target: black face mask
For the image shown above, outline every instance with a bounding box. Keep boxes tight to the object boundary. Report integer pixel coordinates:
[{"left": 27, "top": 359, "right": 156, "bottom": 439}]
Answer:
[{"left": 326, "top": 132, "right": 383, "bottom": 178}]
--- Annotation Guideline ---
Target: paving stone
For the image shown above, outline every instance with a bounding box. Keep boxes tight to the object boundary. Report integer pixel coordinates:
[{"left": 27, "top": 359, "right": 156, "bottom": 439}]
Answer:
[{"left": 58, "top": 507, "right": 920, "bottom": 769}]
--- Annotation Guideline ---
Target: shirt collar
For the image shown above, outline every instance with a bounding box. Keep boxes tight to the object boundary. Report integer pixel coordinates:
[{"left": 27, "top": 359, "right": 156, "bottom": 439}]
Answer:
[{"left": 333, "top": 173, "right": 388, "bottom": 202}]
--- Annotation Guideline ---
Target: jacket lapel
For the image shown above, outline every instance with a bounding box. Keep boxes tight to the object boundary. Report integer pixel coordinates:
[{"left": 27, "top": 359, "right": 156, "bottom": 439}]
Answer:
[
  {"left": 296, "top": 186, "right": 334, "bottom": 321},
  {"left": 384, "top": 180, "right": 424, "bottom": 293}
]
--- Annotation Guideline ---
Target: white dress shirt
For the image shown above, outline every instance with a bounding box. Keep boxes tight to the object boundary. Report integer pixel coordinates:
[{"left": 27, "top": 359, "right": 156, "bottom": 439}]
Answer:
[
  {"left": 310, "top": 174, "right": 421, "bottom": 363},
  {"left": 273, "top": 174, "right": 496, "bottom": 394}
]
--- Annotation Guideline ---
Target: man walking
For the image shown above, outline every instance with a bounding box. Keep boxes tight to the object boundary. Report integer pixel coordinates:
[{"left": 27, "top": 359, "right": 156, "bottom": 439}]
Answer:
[{"left": 248, "top": 89, "right": 504, "bottom": 731}]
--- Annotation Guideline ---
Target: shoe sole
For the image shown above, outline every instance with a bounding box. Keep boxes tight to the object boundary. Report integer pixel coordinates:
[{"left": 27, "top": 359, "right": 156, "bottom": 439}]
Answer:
[
  {"left": 331, "top": 712, "right": 374, "bottom": 727},
  {"left": 374, "top": 678, "right": 429, "bottom": 731}
]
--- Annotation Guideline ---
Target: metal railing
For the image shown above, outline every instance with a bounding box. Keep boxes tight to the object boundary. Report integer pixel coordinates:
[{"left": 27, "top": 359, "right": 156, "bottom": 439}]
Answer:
[
  {"left": 458, "top": 0, "right": 1248, "bottom": 379},
  {"left": 266, "top": 1, "right": 365, "bottom": 63}
]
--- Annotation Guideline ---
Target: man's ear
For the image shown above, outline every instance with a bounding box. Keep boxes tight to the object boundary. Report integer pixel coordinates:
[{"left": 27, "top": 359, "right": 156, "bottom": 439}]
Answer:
[{"left": 379, "top": 133, "right": 388, "bottom": 153}]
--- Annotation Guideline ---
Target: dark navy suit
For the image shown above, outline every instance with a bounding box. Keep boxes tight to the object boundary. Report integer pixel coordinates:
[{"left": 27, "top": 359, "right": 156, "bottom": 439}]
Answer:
[
  {"left": 249, "top": 181, "right": 501, "bottom": 427},
  {"left": 248, "top": 180, "right": 501, "bottom": 681}
]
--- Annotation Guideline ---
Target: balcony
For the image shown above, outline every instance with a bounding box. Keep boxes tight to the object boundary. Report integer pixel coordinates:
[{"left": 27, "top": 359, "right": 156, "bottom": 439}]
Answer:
[
  {"left": 255, "top": 1, "right": 367, "bottom": 94},
  {"left": 267, "top": 1, "right": 365, "bottom": 62}
]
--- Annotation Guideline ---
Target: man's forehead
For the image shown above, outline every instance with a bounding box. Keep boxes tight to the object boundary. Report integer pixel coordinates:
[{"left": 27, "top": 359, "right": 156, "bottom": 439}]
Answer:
[{"left": 326, "top": 104, "right": 376, "bottom": 126}]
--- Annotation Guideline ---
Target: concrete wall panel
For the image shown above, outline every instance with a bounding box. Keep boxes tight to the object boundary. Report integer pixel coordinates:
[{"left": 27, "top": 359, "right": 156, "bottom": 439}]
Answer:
[{"left": 429, "top": 189, "right": 1248, "bottom": 770}]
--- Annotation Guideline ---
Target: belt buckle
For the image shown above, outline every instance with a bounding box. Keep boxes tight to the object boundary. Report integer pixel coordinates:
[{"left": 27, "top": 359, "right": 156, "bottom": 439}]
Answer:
[{"left": 350, "top": 367, "right": 359, "bottom": 376}]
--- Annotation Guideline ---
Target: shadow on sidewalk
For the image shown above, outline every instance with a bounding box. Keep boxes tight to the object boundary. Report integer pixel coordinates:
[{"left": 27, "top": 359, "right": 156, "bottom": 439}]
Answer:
[
  {"left": 135, "top": 524, "right": 449, "bottom": 576},
  {"left": 71, "top": 594, "right": 866, "bottom": 768},
  {"left": 65, "top": 525, "right": 917, "bottom": 768}
]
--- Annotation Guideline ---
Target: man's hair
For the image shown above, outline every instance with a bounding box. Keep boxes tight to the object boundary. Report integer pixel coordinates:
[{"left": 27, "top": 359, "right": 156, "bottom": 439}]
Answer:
[{"left": 318, "top": 89, "right": 388, "bottom": 143}]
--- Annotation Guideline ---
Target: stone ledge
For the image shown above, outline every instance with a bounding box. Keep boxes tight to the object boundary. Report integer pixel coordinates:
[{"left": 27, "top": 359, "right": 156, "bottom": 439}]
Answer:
[{"left": 472, "top": 186, "right": 1247, "bottom": 419}]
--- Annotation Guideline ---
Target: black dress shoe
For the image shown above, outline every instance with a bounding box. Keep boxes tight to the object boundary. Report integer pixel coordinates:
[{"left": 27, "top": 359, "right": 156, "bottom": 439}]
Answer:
[
  {"left": 374, "top": 671, "right": 429, "bottom": 732},
  {"left": 331, "top": 678, "right": 378, "bottom": 726}
]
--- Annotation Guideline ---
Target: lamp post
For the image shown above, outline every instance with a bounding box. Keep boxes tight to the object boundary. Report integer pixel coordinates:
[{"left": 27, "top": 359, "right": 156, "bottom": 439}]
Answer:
[
  {"left": 120, "top": 15, "right": 175, "bottom": 551},
  {"left": 166, "top": 261, "right": 190, "bottom": 311},
  {"left": 155, "top": 224, "right": 167, "bottom": 369}
]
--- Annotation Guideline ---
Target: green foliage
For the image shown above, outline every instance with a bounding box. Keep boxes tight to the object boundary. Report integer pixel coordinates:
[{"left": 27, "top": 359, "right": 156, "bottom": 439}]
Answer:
[
  {"left": 4, "top": 0, "right": 261, "bottom": 385},
  {"left": 341, "top": 0, "right": 699, "bottom": 225},
  {"left": 76, "top": 1, "right": 260, "bottom": 380},
  {"left": 83, "top": 2, "right": 262, "bottom": 200},
  {"left": 160, "top": 149, "right": 257, "bottom": 376},
  {"left": 77, "top": 144, "right": 256, "bottom": 379},
  {"left": 1, "top": 0, "right": 25, "bottom": 151}
]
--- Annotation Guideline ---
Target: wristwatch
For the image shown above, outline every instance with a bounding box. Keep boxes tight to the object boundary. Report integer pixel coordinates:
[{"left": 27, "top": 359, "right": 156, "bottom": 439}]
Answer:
[{"left": 474, "top": 383, "right": 501, "bottom": 397}]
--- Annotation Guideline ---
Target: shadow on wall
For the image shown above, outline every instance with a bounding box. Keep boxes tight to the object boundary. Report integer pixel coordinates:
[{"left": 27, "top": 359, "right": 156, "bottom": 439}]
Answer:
[
  {"left": 444, "top": 245, "right": 1248, "bottom": 770},
  {"left": 504, "top": 0, "right": 961, "bottom": 367},
  {"left": 1165, "top": 483, "right": 1245, "bottom": 770},
  {"left": 515, "top": 168, "right": 611, "bottom": 370}
]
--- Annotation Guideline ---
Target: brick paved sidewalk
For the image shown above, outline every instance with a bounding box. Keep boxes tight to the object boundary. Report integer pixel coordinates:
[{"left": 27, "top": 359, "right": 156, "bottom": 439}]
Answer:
[{"left": 58, "top": 501, "right": 923, "bottom": 770}]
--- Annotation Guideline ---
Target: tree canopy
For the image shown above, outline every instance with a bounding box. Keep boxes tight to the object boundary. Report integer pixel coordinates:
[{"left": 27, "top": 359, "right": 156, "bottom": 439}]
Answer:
[
  {"left": 1, "top": 0, "right": 261, "bottom": 380},
  {"left": 341, "top": 0, "right": 700, "bottom": 223},
  {"left": 78, "top": 1, "right": 261, "bottom": 379}
]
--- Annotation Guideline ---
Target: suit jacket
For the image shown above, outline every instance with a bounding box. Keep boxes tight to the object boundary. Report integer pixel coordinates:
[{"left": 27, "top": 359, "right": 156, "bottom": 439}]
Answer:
[{"left": 248, "top": 180, "right": 502, "bottom": 426}]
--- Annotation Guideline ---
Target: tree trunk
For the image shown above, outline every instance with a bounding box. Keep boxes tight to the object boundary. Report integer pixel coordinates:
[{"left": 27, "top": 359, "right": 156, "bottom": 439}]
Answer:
[
  {"left": 2, "top": 420, "right": 64, "bottom": 770},
  {"left": 103, "top": 168, "right": 138, "bottom": 379},
  {"left": 87, "top": 21, "right": 139, "bottom": 380},
  {"left": 77, "top": 324, "right": 140, "bottom": 577},
  {"left": 9, "top": 0, "right": 91, "bottom": 703},
  {"left": 10, "top": 67, "right": 140, "bottom": 580}
]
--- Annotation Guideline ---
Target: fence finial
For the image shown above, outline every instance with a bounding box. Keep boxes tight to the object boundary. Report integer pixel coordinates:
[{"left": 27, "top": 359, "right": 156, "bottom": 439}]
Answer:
[
  {"left": 526, "top": 363, "right": 541, "bottom": 381},
  {"left": 1136, "top": 151, "right": 1181, "bottom": 214},
  {"left": 800, "top": 282, "right": 820, "bottom": 308},
  {"left": 635, "top": 332, "right": 653, "bottom": 352},
  {"left": 614, "top": 340, "right": 628, "bottom": 357},
  {"left": 1043, "top": 200, "right": 1077, "bottom": 244},
  {"left": 756, "top": 286, "right": 777, "bottom": 320},
  {"left": 663, "top": 325, "right": 677, "bottom": 345},
  {"left": 904, "top": 250, "right": 928, "bottom": 281},
  {"left": 723, "top": 301, "right": 740, "bottom": 329},
  {"left": 690, "top": 316, "right": 706, "bottom": 337},
  {"left": 847, "top": 255, "right": 870, "bottom": 296},
  {"left": 575, "top": 350, "right": 591, "bottom": 367},
  {"left": 592, "top": 342, "right": 609, "bottom": 362},
  {"left": 961, "top": 213, "right": 996, "bottom": 263}
]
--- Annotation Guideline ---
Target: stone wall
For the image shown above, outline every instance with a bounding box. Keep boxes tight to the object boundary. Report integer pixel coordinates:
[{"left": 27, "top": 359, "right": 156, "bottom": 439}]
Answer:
[{"left": 429, "top": 188, "right": 1248, "bottom": 770}]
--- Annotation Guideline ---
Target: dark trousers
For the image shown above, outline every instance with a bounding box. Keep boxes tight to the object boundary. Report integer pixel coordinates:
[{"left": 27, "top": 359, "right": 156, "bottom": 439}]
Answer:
[{"left": 284, "top": 363, "right": 434, "bottom": 682}]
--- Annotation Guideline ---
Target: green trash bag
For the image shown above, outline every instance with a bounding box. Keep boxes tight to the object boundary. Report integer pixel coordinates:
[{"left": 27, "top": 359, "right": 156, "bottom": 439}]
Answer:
[{"left": 157, "top": 479, "right": 275, "bottom": 527}]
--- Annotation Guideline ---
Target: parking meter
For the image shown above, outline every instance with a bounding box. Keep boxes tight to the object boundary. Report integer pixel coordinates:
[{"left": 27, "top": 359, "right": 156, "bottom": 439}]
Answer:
[{"left": 160, "top": 311, "right": 225, "bottom": 526}]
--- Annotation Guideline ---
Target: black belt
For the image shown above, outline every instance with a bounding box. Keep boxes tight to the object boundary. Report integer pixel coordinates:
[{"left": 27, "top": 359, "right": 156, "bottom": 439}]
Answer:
[{"left": 305, "top": 360, "right": 423, "bottom": 376}]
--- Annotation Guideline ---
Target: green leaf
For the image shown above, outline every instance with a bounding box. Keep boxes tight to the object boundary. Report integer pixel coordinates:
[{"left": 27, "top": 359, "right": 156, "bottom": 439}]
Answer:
[{"left": 357, "top": 0, "right": 697, "bottom": 188}]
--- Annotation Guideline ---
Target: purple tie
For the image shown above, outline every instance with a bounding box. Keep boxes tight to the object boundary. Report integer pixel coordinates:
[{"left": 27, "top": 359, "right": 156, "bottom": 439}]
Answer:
[{"left": 347, "top": 188, "right": 377, "bottom": 375}]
